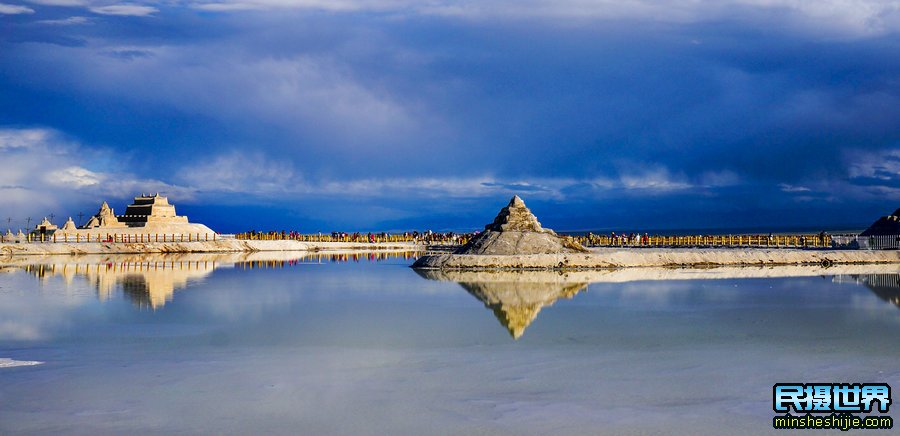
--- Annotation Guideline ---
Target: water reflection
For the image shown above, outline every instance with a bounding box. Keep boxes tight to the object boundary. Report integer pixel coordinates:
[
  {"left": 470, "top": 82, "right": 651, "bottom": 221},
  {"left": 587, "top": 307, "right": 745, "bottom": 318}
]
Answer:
[
  {"left": 236, "top": 251, "right": 419, "bottom": 268},
  {"left": 420, "top": 266, "right": 900, "bottom": 339},
  {"left": 4, "top": 252, "right": 900, "bottom": 330},
  {"left": 3, "top": 251, "right": 418, "bottom": 309},
  {"left": 417, "top": 270, "right": 587, "bottom": 338},
  {"left": 20, "top": 261, "right": 217, "bottom": 308},
  {"left": 834, "top": 274, "right": 900, "bottom": 307}
]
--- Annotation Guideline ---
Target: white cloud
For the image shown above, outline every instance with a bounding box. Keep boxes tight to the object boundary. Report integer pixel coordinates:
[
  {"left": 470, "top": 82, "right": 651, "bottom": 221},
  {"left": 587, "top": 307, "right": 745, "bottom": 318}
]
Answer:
[
  {"left": 779, "top": 183, "right": 812, "bottom": 192},
  {"left": 179, "top": 151, "right": 296, "bottom": 194},
  {"left": 0, "top": 272, "right": 95, "bottom": 341},
  {"left": 618, "top": 167, "right": 692, "bottom": 191},
  {"left": 699, "top": 170, "right": 741, "bottom": 188},
  {"left": 25, "top": 0, "right": 87, "bottom": 5},
  {"left": 89, "top": 3, "right": 157, "bottom": 16},
  {"left": 767, "top": 147, "right": 900, "bottom": 203},
  {"left": 0, "top": 127, "right": 194, "bottom": 228},
  {"left": 35, "top": 16, "right": 91, "bottom": 25},
  {"left": 192, "top": 0, "right": 408, "bottom": 12},
  {"left": 846, "top": 148, "right": 900, "bottom": 181},
  {"left": 187, "top": 0, "right": 900, "bottom": 37},
  {"left": 0, "top": 128, "right": 50, "bottom": 149},
  {"left": 178, "top": 151, "right": 717, "bottom": 200},
  {"left": 0, "top": 3, "right": 34, "bottom": 14},
  {"left": 179, "top": 152, "right": 508, "bottom": 197},
  {"left": 45, "top": 166, "right": 103, "bottom": 188},
  {"left": 30, "top": 47, "right": 423, "bottom": 148}
]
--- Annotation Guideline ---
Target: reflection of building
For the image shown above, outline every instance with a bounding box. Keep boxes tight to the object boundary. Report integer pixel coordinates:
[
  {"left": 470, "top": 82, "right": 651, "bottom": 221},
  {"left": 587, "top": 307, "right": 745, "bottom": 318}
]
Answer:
[
  {"left": 417, "top": 270, "right": 588, "bottom": 339},
  {"left": 835, "top": 274, "right": 900, "bottom": 308},
  {"left": 8, "top": 251, "right": 420, "bottom": 309},
  {"left": 20, "top": 261, "right": 217, "bottom": 309}
]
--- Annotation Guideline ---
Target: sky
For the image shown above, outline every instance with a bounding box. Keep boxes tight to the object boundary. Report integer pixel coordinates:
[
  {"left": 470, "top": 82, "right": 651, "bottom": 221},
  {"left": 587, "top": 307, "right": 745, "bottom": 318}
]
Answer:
[{"left": 0, "top": 1, "right": 898, "bottom": 233}]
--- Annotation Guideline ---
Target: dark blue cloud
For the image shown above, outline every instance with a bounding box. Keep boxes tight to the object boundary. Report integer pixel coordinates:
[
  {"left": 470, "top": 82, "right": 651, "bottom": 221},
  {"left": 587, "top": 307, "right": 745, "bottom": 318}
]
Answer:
[{"left": 0, "top": 3, "right": 898, "bottom": 232}]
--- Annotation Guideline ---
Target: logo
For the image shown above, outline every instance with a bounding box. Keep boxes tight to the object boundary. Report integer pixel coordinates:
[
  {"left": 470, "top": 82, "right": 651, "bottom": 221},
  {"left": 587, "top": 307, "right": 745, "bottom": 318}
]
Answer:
[{"left": 773, "top": 383, "right": 893, "bottom": 430}]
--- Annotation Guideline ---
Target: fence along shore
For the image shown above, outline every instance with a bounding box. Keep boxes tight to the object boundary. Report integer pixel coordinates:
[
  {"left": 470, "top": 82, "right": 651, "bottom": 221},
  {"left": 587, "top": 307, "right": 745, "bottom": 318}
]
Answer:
[
  {"left": 6, "top": 230, "right": 899, "bottom": 251},
  {"left": 223, "top": 231, "right": 893, "bottom": 249},
  {"left": 9, "top": 233, "right": 220, "bottom": 243}
]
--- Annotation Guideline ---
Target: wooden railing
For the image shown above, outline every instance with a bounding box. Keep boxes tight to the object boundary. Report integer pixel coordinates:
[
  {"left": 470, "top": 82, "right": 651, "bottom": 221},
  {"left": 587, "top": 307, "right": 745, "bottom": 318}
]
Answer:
[
  {"left": 10, "top": 233, "right": 218, "bottom": 243},
  {"left": 234, "top": 232, "right": 470, "bottom": 245},
  {"left": 570, "top": 234, "right": 834, "bottom": 248},
  {"left": 7, "top": 230, "right": 892, "bottom": 250},
  {"left": 832, "top": 234, "right": 900, "bottom": 250}
]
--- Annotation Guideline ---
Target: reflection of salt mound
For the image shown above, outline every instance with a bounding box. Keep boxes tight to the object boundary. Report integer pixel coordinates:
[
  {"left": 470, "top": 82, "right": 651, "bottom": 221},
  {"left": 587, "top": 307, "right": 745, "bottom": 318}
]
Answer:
[
  {"left": 464, "top": 281, "right": 586, "bottom": 339},
  {"left": 455, "top": 196, "right": 586, "bottom": 255},
  {"left": 417, "top": 270, "right": 587, "bottom": 339}
]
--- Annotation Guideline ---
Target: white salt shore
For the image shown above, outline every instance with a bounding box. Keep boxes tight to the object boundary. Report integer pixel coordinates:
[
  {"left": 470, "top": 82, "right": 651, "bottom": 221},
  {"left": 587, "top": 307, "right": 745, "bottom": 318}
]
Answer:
[
  {"left": 0, "top": 240, "right": 422, "bottom": 257},
  {"left": 413, "top": 247, "right": 900, "bottom": 270},
  {"left": 0, "top": 358, "right": 43, "bottom": 368}
]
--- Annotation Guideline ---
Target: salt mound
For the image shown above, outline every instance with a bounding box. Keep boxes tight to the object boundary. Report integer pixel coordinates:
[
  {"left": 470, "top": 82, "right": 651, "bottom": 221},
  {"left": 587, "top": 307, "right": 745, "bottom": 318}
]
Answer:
[
  {"left": 861, "top": 208, "right": 900, "bottom": 236},
  {"left": 455, "top": 195, "right": 587, "bottom": 255}
]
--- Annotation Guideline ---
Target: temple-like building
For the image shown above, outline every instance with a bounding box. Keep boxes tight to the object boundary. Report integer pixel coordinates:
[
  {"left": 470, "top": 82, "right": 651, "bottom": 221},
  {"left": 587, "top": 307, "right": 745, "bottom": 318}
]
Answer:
[
  {"left": 78, "top": 194, "right": 214, "bottom": 236},
  {"left": 118, "top": 194, "right": 190, "bottom": 226},
  {"left": 19, "top": 194, "right": 216, "bottom": 239},
  {"left": 82, "top": 202, "right": 126, "bottom": 229},
  {"left": 2, "top": 229, "right": 16, "bottom": 242},
  {"left": 61, "top": 217, "right": 77, "bottom": 232},
  {"left": 29, "top": 217, "right": 59, "bottom": 239}
]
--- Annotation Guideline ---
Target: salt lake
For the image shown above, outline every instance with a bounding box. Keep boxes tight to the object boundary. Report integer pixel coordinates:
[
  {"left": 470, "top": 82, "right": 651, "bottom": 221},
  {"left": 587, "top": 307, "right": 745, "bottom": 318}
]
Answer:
[{"left": 1, "top": 252, "right": 898, "bottom": 435}]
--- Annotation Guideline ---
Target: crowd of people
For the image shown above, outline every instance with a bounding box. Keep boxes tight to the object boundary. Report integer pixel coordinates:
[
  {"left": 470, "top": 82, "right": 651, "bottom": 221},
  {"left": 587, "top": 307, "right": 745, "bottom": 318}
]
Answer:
[
  {"left": 236, "top": 229, "right": 834, "bottom": 248},
  {"left": 235, "top": 230, "right": 476, "bottom": 245},
  {"left": 571, "top": 231, "right": 833, "bottom": 248}
]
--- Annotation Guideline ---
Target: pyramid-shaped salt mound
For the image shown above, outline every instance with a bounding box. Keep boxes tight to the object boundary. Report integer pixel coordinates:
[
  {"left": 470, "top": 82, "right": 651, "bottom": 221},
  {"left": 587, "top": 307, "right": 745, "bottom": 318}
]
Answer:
[
  {"left": 455, "top": 195, "right": 587, "bottom": 255},
  {"left": 861, "top": 208, "right": 900, "bottom": 236}
]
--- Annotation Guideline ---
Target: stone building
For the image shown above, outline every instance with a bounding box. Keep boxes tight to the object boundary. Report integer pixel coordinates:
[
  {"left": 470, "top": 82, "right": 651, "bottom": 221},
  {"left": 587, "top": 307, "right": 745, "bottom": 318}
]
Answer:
[
  {"left": 74, "top": 194, "right": 215, "bottom": 237},
  {"left": 30, "top": 217, "right": 59, "bottom": 239},
  {"left": 118, "top": 194, "right": 189, "bottom": 226},
  {"left": 3, "top": 194, "right": 216, "bottom": 242},
  {"left": 82, "top": 202, "right": 126, "bottom": 229},
  {"left": 60, "top": 217, "right": 78, "bottom": 233}
]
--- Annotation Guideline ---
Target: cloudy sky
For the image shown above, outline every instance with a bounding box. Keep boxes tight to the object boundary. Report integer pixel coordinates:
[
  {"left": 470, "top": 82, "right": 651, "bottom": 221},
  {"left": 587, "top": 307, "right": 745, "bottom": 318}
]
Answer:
[{"left": 0, "top": 1, "right": 898, "bottom": 232}]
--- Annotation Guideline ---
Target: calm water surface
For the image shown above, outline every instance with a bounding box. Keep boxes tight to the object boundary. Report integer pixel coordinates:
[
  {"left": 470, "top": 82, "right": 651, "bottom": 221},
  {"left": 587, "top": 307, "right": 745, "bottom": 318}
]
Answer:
[{"left": 1, "top": 253, "right": 899, "bottom": 435}]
